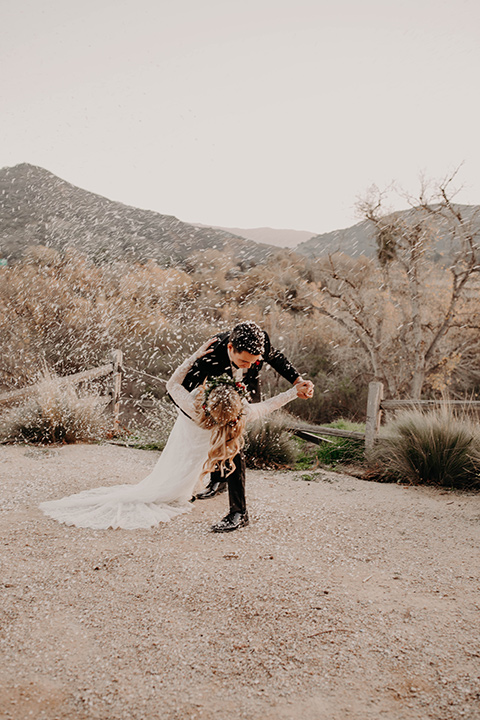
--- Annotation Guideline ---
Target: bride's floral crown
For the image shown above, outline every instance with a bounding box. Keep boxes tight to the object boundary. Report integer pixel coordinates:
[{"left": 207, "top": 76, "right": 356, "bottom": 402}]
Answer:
[{"left": 202, "top": 374, "right": 249, "bottom": 427}]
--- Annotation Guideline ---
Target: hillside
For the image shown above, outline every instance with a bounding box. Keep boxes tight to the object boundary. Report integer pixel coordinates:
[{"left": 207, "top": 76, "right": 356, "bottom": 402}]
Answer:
[
  {"left": 295, "top": 220, "right": 376, "bottom": 257},
  {"left": 296, "top": 204, "right": 480, "bottom": 258},
  {"left": 0, "top": 164, "right": 277, "bottom": 266}
]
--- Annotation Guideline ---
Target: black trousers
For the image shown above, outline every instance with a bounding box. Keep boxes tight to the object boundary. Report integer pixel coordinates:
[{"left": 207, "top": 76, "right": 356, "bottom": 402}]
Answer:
[{"left": 210, "top": 451, "right": 246, "bottom": 514}]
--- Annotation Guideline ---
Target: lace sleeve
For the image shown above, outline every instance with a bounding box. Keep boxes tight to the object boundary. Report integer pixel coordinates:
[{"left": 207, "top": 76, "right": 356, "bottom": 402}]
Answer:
[
  {"left": 245, "top": 387, "right": 298, "bottom": 422},
  {"left": 166, "top": 353, "right": 202, "bottom": 419}
]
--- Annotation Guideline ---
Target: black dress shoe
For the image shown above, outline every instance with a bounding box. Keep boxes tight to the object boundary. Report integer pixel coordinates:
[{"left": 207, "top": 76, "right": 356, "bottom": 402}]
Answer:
[
  {"left": 196, "top": 481, "right": 228, "bottom": 500},
  {"left": 211, "top": 512, "right": 249, "bottom": 533}
]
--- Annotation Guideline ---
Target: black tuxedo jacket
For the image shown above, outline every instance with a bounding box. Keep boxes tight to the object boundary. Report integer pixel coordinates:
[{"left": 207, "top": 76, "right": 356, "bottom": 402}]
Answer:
[{"left": 180, "top": 330, "right": 299, "bottom": 403}]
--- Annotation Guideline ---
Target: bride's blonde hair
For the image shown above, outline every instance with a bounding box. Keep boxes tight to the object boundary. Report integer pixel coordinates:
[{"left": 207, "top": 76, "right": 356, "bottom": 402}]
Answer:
[{"left": 194, "top": 382, "right": 247, "bottom": 478}]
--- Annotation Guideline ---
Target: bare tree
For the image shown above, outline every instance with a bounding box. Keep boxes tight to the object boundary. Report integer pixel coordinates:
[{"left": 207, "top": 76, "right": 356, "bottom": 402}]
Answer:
[{"left": 314, "top": 172, "right": 480, "bottom": 398}]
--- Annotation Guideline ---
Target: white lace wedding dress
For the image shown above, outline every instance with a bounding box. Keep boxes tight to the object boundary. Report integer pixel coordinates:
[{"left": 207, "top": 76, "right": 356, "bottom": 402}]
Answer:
[{"left": 39, "top": 351, "right": 298, "bottom": 530}]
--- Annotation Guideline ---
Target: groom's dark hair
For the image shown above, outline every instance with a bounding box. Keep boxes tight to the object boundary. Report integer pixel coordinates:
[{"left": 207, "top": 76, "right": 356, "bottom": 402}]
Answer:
[{"left": 229, "top": 321, "right": 265, "bottom": 355}]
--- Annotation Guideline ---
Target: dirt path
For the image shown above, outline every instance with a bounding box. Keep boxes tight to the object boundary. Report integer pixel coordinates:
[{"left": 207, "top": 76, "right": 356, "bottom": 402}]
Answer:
[{"left": 1, "top": 443, "right": 479, "bottom": 720}]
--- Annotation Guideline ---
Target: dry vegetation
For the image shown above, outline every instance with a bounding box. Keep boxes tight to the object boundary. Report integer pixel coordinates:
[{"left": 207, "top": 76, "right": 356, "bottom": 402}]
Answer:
[
  {"left": 1, "top": 247, "right": 479, "bottom": 421},
  {"left": 0, "top": 247, "right": 369, "bottom": 425}
]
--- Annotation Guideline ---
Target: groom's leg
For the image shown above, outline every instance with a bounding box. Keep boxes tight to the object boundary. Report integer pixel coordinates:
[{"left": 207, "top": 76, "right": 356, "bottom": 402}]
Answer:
[
  {"left": 226, "top": 451, "right": 247, "bottom": 514},
  {"left": 211, "top": 451, "right": 249, "bottom": 532}
]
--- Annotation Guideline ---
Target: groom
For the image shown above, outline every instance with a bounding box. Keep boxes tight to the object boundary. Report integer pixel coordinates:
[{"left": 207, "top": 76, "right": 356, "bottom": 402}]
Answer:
[{"left": 180, "top": 321, "right": 314, "bottom": 532}]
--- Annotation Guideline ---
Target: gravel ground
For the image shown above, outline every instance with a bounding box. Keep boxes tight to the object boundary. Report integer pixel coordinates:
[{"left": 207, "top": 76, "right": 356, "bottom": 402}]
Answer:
[{"left": 1, "top": 442, "right": 479, "bottom": 720}]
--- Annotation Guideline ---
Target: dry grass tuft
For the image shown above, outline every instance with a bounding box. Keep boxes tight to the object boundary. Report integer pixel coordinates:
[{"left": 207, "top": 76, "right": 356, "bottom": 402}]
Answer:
[
  {"left": 370, "top": 406, "right": 480, "bottom": 490},
  {"left": 244, "top": 411, "right": 298, "bottom": 469},
  {"left": 0, "top": 370, "right": 109, "bottom": 444}
]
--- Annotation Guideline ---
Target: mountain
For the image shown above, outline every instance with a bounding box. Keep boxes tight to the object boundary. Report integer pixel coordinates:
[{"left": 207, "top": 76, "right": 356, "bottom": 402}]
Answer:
[
  {"left": 295, "top": 204, "right": 480, "bottom": 258},
  {"left": 3, "top": 164, "right": 477, "bottom": 265},
  {"left": 196, "top": 225, "right": 316, "bottom": 248},
  {"left": 0, "top": 164, "right": 278, "bottom": 266}
]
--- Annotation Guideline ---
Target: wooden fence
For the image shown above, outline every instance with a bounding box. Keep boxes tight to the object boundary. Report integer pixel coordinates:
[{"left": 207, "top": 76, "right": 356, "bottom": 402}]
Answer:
[
  {"left": 0, "top": 350, "right": 124, "bottom": 432},
  {"left": 288, "top": 380, "right": 480, "bottom": 450},
  {"left": 366, "top": 381, "right": 480, "bottom": 446},
  {"left": 4, "top": 359, "right": 480, "bottom": 448},
  {"left": 286, "top": 381, "right": 381, "bottom": 449}
]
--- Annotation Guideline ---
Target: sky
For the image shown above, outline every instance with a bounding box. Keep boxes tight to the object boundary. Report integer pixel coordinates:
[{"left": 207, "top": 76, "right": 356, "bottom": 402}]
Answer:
[{"left": 1, "top": 0, "right": 480, "bottom": 234}]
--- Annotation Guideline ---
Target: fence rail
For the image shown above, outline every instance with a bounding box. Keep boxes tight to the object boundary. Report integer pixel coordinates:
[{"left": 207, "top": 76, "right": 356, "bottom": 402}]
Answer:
[
  {"left": 381, "top": 399, "right": 480, "bottom": 409},
  {"left": 288, "top": 420, "right": 365, "bottom": 444}
]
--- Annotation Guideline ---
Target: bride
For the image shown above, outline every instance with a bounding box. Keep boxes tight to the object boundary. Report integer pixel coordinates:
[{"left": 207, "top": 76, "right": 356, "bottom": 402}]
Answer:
[{"left": 40, "top": 338, "right": 307, "bottom": 530}]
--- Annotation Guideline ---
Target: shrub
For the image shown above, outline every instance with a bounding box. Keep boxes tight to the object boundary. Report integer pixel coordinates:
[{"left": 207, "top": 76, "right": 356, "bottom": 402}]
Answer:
[
  {"left": 0, "top": 371, "right": 109, "bottom": 444},
  {"left": 244, "top": 412, "right": 298, "bottom": 469},
  {"left": 369, "top": 408, "right": 480, "bottom": 490}
]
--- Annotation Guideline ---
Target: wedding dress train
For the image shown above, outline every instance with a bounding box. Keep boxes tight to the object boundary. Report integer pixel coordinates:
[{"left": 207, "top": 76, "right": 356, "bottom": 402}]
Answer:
[{"left": 39, "top": 411, "right": 210, "bottom": 529}]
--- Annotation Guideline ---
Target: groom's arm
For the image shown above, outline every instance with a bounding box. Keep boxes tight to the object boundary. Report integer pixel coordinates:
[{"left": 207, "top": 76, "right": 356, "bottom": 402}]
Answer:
[
  {"left": 264, "top": 344, "right": 300, "bottom": 385},
  {"left": 181, "top": 354, "right": 214, "bottom": 392},
  {"left": 263, "top": 335, "right": 314, "bottom": 399},
  {"left": 262, "top": 332, "right": 300, "bottom": 384}
]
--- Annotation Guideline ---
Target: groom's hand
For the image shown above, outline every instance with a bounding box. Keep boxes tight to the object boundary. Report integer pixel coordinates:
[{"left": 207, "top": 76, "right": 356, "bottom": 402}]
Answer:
[{"left": 294, "top": 378, "right": 314, "bottom": 399}]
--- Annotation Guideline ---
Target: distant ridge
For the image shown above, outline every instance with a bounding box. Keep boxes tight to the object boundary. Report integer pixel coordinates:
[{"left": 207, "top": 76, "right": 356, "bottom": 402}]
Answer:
[
  {"left": 0, "top": 164, "right": 278, "bottom": 265},
  {"left": 198, "top": 225, "right": 316, "bottom": 248}
]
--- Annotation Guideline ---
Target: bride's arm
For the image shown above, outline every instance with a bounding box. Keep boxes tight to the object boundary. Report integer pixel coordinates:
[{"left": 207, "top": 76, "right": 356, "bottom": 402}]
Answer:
[
  {"left": 166, "top": 338, "right": 217, "bottom": 418},
  {"left": 245, "top": 382, "right": 308, "bottom": 422}
]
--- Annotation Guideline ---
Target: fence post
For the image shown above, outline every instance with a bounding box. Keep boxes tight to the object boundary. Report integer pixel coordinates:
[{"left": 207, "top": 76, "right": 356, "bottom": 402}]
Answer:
[
  {"left": 365, "top": 381, "right": 383, "bottom": 450},
  {"left": 111, "top": 349, "right": 123, "bottom": 433}
]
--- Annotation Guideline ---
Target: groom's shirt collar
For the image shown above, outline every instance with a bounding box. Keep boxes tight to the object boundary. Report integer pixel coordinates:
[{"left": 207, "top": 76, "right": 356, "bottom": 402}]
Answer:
[{"left": 227, "top": 347, "right": 245, "bottom": 382}]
